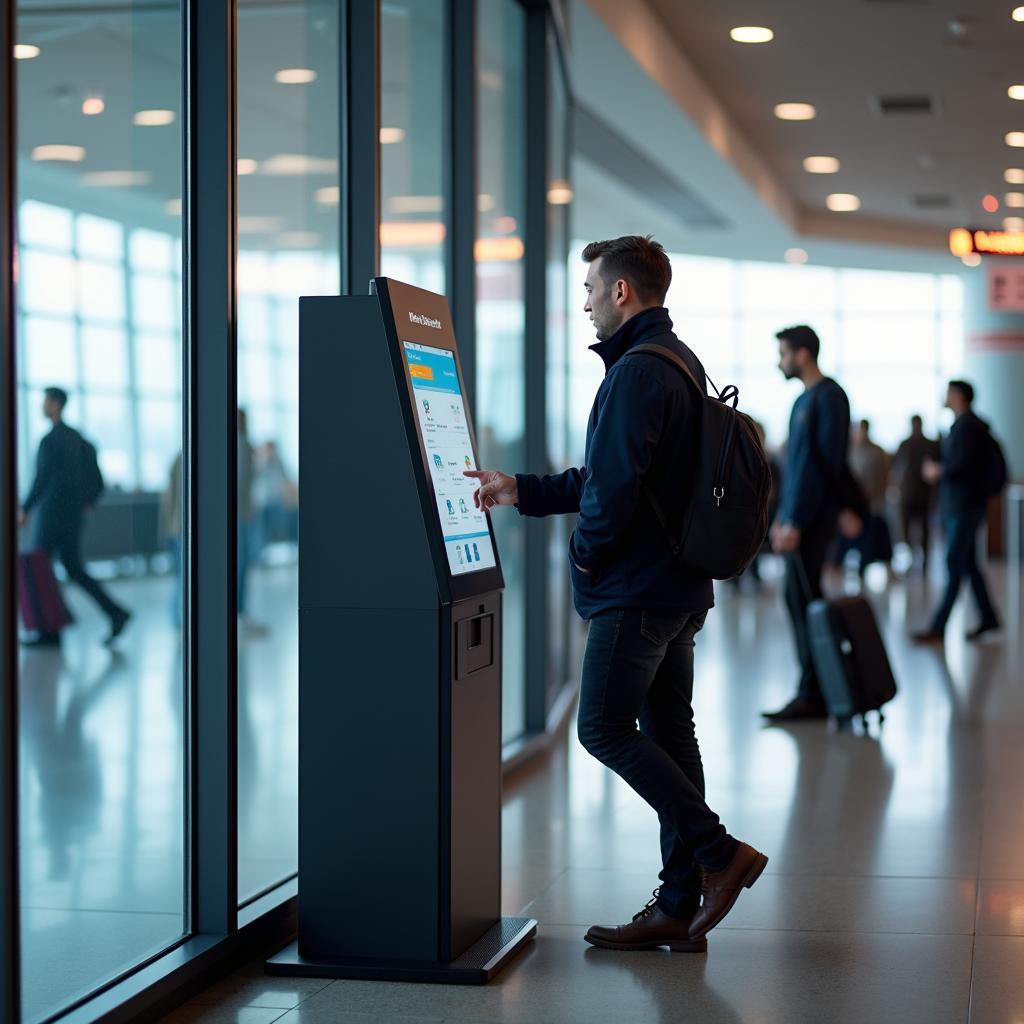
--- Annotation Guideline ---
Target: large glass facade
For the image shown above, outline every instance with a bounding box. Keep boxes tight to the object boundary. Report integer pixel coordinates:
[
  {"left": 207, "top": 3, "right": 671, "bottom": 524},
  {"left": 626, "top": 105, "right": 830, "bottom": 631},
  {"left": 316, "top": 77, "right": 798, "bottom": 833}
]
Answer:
[
  {"left": 14, "top": 3, "right": 186, "bottom": 1019},
  {"left": 236, "top": 0, "right": 340, "bottom": 903},
  {"left": 476, "top": 0, "right": 527, "bottom": 743}
]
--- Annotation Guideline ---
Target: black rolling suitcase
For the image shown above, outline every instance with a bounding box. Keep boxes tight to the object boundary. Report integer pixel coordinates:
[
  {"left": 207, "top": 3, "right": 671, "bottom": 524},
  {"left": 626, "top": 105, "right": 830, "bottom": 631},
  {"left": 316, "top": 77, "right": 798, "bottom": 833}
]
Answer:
[{"left": 797, "top": 557, "right": 898, "bottom": 729}]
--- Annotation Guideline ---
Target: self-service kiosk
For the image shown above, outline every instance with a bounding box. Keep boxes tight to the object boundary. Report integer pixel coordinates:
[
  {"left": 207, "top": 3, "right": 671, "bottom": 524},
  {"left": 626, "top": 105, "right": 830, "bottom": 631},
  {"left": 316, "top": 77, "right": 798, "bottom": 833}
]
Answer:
[{"left": 266, "top": 278, "right": 536, "bottom": 983}]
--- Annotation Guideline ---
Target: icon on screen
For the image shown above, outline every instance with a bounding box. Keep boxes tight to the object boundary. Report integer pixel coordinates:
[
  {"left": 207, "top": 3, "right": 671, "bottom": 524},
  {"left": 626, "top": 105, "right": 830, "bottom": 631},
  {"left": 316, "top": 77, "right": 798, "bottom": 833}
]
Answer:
[
  {"left": 446, "top": 500, "right": 455, "bottom": 516},
  {"left": 464, "top": 455, "right": 471, "bottom": 469},
  {"left": 456, "top": 545, "right": 464, "bottom": 565},
  {"left": 422, "top": 399, "right": 431, "bottom": 415},
  {"left": 465, "top": 544, "right": 472, "bottom": 562},
  {"left": 459, "top": 497, "right": 468, "bottom": 514},
  {"left": 433, "top": 453, "right": 444, "bottom": 470},
  {"left": 473, "top": 543, "right": 480, "bottom": 561}
]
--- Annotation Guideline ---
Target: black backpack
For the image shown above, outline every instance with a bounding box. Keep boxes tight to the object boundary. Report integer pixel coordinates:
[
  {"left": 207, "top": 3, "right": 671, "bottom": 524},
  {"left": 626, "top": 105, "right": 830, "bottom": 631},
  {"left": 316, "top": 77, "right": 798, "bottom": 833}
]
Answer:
[
  {"left": 80, "top": 438, "right": 105, "bottom": 506},
  {"left": 983, "top": 428, "right": 1008, "bottom": 498},
  {"left": 629, "top": 344, "right": 772, "bottom": 580}
]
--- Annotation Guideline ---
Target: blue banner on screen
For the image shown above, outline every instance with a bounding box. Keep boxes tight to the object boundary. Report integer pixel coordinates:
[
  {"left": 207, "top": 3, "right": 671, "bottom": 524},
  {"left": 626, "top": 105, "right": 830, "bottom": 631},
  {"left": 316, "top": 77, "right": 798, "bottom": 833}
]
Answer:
[{"left": 404, "top": 341, "right": 497, "bottom": 576}]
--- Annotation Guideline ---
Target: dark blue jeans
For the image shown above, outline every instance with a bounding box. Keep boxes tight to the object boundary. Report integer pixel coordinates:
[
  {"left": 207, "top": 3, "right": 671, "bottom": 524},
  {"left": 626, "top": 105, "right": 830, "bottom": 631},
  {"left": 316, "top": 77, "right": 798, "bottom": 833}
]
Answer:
[
  {"left": 929, "top": 508, "right": 998, "bottom": 632},
  {"left": 577, "top": 607, "right": 738, "bottom": 920}
]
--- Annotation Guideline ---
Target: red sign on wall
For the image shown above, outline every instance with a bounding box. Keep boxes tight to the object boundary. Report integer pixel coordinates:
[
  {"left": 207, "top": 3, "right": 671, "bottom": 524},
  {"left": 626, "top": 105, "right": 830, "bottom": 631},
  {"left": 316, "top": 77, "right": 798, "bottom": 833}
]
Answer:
[{"left": 987, "top": 264, "right": 1024, "bottom": 312}]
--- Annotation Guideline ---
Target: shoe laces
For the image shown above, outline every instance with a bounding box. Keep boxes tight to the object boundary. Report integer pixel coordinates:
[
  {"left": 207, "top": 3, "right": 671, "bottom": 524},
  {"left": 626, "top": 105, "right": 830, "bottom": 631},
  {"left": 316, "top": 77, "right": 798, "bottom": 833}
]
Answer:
[{"left": 631, "top": 888, "right": 661, "bottom": 923}]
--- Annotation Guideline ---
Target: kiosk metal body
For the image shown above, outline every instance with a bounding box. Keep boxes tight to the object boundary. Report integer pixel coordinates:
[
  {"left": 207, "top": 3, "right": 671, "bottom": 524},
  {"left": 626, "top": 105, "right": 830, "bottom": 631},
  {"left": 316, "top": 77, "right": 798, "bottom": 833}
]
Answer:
[{"left": 267, "top": 279, "right": 535, "bottom": 983}]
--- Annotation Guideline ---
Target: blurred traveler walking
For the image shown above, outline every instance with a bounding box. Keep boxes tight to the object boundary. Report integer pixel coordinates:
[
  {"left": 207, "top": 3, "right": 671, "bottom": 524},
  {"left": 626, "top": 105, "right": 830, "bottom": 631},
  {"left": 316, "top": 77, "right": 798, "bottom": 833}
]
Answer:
[
  {"left": 913, "top": 381, "right": 1001, "bottom": 643},
  {"left": 237, "top": 409, "right": 267, "bottom": 636},
  {"left": 763, "top": 326, "right": 851, "bottom": 722},
  {"left": 17, "top": 387, "right": 131, "bottom": 646},
  {"left": 892, "top": 415, "right": 938, "bottom": 573},
  {"left": 839, "top": 419, "right": 893, "bottom": 575},
  {"left": 467, "top": 236, "right": 767, "bottom": 952}
]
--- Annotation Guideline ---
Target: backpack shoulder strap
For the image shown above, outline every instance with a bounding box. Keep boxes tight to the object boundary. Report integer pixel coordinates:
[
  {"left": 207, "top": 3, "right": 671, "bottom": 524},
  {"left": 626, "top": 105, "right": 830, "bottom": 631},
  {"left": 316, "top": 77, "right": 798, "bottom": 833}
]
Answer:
[{"left": 628, "top": 343, "right": 705, "bottom": 395}]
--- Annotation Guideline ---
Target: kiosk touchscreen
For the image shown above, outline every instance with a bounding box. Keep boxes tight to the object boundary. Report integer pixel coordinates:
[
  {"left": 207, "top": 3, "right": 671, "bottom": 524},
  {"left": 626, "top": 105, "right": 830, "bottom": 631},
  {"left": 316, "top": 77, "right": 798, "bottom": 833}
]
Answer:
[{"left": 267, "top": 278, "right": 535, "bottom": 985}]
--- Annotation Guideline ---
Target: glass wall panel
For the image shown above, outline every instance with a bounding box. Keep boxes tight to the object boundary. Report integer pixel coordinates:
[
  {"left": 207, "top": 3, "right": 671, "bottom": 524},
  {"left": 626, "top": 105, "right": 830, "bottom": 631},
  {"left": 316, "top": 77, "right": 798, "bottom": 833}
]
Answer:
[
  {"left": 14, "top": 3, "right": 186, "bottom": 1019},
  {"left": 380, "top": 0, "right": 446, "bottom": 291},
  {"left": 477, "top": 0, "right": 527, "bottom": 742},
  {"left": 236, "top": 0, "right": 340, "bottom": 903}
]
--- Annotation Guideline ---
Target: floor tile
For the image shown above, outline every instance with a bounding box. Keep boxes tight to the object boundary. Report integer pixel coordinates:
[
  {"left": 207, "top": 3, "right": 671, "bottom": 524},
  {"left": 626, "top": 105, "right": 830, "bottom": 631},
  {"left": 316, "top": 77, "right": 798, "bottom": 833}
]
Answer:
[{"left": 968, "top": 935, "right": 1024, "bottom": 1023}]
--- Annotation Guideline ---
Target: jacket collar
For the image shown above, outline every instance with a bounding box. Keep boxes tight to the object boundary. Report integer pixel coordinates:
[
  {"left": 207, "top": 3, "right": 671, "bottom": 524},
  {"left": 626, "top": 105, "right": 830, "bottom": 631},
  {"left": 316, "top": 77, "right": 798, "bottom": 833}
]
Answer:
[{"left": 589, "top": 306, "right": 673, "bottom": 372}]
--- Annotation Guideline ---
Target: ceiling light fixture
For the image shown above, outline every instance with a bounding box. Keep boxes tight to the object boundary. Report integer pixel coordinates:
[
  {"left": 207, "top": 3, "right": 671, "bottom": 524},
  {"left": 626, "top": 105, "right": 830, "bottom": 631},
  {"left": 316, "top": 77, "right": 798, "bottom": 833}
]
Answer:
[
  {"left": 238, "top": 216, "right": 285, "bottom": 234},
  {"left": 784, "top": 248, "right": 808, "bottom": 264},
  {"left": 315, "top": 186, "right": 340, "bottom": 205},
  {"left": 389, "top": 195, "right": 443, "bottom": 214},
  {"left": 775, "top": 103, "right": 816, "bottom": 121},
  {"left": 1006, "top": 192, "right": 1024, "bottom": 207},
  {"left": 826, "top": 193, "right": 860, "bottom": 212},
  {"left": 260, "top": 153, "right": 338, "bottom": 176},
  {"left": 477, "top": 194, "right": 496, "bottom": 212},
  {"left": 14, "top": 44, "right": 40, "bottom": 59},
  {"left": 1004, "top": 217, "right": 1024, "bottom": 231},
  {"left": 547, "top": 180, "right": 574, "bottom": 204},
  {"left": 802, "top": 156, "right": 840, "bottom": 174},
  {"left": 237, "top": 158, "right": 259, "bottom": 176},
  {"left": 379, "top": 221, "right": 446, "bottom": 247},
  {"left": 82, "top": 97, "right": 104, "bottom": 116},
  {"left": 730, "top": 26, "right": 774, "bottom": 44},
  {"left": 475, "top": 237, "right": 525, "bottom": 262},
  {"left": 1006, "top": 131, "right": 1024, "bottom": 147},
  {"left": 81, "top": 170, "right": 151, "bottom": 187},
  {"left": 962, "top": 252, "right": 982, "bottom": 267},
  {"left": 1010, "top": 85, "right": 1024, "bottom": 100},
  {"left": 274, "top": 68, "right": 317, "bottom": 85},
  {"left": 1014, "top": 6, "right": 1024, "bottom": 21},
  {"left": 133, "top": 109, "right": 175, "bottom": 126},
  {"left": 32, "top": 144, "right": 85, "bottom": 162},
  {"left": 380, "top": 127, "right": 406, "bottom": 144},
  {"left": 1005, "top": 168, "right": 1024, "bottom": 183}
]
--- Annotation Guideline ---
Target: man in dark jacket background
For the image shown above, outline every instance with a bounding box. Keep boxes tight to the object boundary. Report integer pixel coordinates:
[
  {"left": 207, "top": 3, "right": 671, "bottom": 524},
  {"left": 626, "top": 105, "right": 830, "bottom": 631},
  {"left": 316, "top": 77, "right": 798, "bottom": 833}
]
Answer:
[
  {"left": 466, "top": 235, "right": 767, "bottom": 953},
  {"left": 18, "top": 387, "right": 131, "bottom": 646},
  {"left": 913, "top": 380, "right": 1000, "bottom": 643},
  {"left": 763, "top": 326, "right": 851, "bottom": 722}
]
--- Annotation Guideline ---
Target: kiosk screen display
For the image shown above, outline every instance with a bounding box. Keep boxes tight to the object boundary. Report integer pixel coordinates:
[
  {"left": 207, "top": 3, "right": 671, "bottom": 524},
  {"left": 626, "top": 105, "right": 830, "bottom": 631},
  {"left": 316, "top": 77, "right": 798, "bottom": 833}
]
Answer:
[{"left": 403, "top": 341, "right": 497, "bottom": 575}]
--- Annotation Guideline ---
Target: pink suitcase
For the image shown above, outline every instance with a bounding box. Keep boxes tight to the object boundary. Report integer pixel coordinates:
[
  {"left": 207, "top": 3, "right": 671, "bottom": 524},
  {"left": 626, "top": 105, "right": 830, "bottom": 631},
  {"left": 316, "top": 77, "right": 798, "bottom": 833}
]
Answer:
[{"left": 17, "top": 550, "right": 72, "bottom": 634}]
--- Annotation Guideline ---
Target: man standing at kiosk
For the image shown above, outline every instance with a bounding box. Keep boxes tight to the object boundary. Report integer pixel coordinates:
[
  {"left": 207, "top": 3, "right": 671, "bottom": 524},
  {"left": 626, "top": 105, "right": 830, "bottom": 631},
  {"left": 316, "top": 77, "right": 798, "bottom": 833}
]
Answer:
[{"left": 467, "top": 236, "right": 767, "bottom": 951}]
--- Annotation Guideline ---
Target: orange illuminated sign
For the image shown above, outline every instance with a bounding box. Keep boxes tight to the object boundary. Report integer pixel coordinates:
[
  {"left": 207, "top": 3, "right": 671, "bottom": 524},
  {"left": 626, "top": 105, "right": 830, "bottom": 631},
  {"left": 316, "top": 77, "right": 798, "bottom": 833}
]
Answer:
[{"left": 949, "top": 227, "right": 1024, "bottom": 257}]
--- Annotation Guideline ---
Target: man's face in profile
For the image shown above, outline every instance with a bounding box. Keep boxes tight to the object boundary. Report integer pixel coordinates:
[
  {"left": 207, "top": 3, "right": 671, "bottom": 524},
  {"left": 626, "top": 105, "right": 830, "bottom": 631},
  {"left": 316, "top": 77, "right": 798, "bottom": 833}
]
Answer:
[
  {"left": 778, "top": 341, "right": 800, "bottom": 381},
  {"left": 583, "top": 258, "right": 623, "bottom": 342}
]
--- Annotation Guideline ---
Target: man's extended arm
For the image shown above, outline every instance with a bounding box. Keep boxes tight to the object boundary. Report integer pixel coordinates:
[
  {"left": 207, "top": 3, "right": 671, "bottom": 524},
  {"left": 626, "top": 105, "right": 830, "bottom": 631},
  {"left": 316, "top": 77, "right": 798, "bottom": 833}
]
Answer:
[{"left": 515, "top": 468, "right": 585, "bottom": 516}]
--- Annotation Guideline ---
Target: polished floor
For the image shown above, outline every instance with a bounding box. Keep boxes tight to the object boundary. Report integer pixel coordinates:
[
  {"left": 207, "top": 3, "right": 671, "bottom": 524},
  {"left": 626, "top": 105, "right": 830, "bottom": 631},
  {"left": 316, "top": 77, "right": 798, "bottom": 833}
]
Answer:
[{"left": 156, "top": 556, "right": 1024, "bottom": 1024}]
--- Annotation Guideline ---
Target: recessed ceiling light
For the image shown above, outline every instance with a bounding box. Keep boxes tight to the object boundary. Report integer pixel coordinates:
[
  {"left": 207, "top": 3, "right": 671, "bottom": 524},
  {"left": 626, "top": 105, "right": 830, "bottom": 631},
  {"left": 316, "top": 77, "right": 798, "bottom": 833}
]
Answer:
[
  {"left": 1010, "top": 85, "right": 1024, "bottom": 100},
  {"left": 274, "top": 68, "right": 317, "bottom": 85},
  {"left": 237, "top": 158, "right": 259, "bottom": 176},
  {"left": 784, "top": 248, "right": 808, "bottom": 264},
  {"left": 802, "top": 156, "right": 840, "bottom": 174},
  {"left": 1006, "top": 131, "right": 1024, "bottom": 147},
  {"left": 14, "top": 44, "right": 40, "bottom": 60},
  {"left": 1006, "top": 192, "right": 1024, "bottom": 207},
  {"left": 775, "top": 103, "right": 816, "bottom": 121},
  {"left": 260, "top": 153, "right": 338, "bottom": 176},
  {"left": 1014, "top": 6, "right": 1024, "bottom": 21},
  {"left": 82, "top": 97, "right": 104, "bottom": 116},
  {"left": 81, "top": 170, "right": 151, "bottom": 187},
  {"left": 1005, "top": 168, "right": 1024, "bottom": 183},
  {"left": 730, "top": 26, "right": 774, "bottom": 44},
  {"left": 1004, "top": 216, "right": 1024, "bottom": 231},
  {"left": 238, "top": 216, "right": 285, "bottom": 234},
  {"left": 983, "top": 194, "right": 1000, "bottom": 213},
  {"left": 315, "top": 186, "right": 341, "bottom": 205},
  {"left": 380, "top": 127, "right": 406, "bottom": 144},
  {"left": 962, "top": 252, "right": 982, "bottom": 267},
  {"left": 32, "top": 144, "right": 85, "bottom": 162},
  {"left": 133, "top": 109, "right": 175, "bottom": 126},
  {"left": 547, "top": 180, "right": 574, "bottom": 205},
  {"left": 389, "top": 195, "right": 443, "bottom": 214},
  {"left": 826, "top": 193, "right": 860, "bottom": 212}
]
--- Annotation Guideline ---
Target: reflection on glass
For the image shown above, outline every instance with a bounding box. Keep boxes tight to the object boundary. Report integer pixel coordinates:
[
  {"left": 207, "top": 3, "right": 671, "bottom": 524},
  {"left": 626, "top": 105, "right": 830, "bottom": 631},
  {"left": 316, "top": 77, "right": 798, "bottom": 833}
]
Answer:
[
  {"left": 380, "top": 0, "right": 446, "bottom": 290},
  {"left": 15, "top": 3, "right": 186, "bottom": 1019},
  {"left": 477, "top": 0, "right": 526, "bottom": 743},
  {"left": 236, "top": 0, "right": 340, "bottom": 903}
]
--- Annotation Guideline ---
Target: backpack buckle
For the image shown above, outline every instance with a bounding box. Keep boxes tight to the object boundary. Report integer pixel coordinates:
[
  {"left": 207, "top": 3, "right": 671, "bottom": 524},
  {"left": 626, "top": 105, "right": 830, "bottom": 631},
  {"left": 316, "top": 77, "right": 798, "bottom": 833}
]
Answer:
[{"left": 713, "top": 487, "right": 725, "bottom": 508}]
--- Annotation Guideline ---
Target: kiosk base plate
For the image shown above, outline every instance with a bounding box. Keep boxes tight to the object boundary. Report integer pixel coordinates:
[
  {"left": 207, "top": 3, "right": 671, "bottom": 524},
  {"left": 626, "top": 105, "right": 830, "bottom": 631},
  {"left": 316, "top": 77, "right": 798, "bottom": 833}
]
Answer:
[{"left": 266, "top": 916, "right": 537, "bottom": 985}]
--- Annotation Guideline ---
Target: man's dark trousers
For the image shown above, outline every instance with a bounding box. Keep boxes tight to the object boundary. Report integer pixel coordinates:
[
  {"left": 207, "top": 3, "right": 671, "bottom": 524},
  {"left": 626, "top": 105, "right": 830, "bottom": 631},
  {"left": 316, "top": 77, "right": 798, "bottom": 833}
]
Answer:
[
  {"left": 35, "top": 517, "right": 125, "bottom": 624},
  {"left": 783, "top": 515, "right": 836, "bottom": 704},
  {"left": 901, "top": 501, "right": 931, "bottom": 571},
  {"left": 577, "top": 607, "right": 738, "bottom": 919},
  {"left": 929, "top": 509, "right": 998, "bottom": 632}
]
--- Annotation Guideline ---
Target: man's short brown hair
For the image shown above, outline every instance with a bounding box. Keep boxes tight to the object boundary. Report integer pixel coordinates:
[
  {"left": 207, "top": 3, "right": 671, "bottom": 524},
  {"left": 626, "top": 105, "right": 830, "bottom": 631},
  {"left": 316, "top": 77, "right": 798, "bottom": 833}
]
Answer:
[{"left": 582, "top": 234, "right": 671, "bottom": 303}]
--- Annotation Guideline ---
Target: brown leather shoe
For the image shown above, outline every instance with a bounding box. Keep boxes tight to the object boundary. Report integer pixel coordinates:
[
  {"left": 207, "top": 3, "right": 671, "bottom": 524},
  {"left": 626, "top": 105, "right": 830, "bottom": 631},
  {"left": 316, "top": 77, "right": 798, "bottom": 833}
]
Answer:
[
  {"left": 689, "top": 842, "right": 769, "bottom": 940},
  {"left": 584, "top": 890, "right": 707, "bottom": 952}
]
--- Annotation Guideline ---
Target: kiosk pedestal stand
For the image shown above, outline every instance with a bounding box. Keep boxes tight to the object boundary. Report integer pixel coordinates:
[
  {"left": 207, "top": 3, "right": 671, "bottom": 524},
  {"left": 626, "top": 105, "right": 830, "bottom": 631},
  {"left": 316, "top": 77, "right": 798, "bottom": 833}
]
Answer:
[{"left": 267, "top": 279, "right": 536, "bottom": 984}]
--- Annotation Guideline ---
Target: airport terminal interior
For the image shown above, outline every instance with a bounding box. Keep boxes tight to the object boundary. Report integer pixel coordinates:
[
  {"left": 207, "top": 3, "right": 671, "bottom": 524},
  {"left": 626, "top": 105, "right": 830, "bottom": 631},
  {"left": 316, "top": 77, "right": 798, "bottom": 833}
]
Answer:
[{"left": 2, "top": 1, "right": 1024, "bottom": 1022}]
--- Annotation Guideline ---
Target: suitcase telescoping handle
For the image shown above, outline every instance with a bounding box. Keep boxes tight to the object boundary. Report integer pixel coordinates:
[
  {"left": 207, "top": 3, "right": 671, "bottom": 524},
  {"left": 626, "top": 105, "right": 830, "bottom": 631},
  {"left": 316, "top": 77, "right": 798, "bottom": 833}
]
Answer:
[{"left": 790, "top": 550, "right": 815, "bottom": 604}]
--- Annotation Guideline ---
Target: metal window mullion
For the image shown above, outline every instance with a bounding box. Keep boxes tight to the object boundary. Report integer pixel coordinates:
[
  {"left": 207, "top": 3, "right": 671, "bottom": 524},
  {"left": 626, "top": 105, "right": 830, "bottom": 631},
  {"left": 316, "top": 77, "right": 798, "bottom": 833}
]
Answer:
[
  {"left": 184, "top": 0, "right": 238, "bottom": 936},
  {"left": 445, "top": 0, "right": 477, "bottom": 409},
  {"left": 523, "top": 0, "right": 549, "bottom": 734},
  {"left": 0, "top": 0, "right": 20, "bottom": 1015},
  {"left": 341, "top": 0, "right": 379, "bottom": 295}
]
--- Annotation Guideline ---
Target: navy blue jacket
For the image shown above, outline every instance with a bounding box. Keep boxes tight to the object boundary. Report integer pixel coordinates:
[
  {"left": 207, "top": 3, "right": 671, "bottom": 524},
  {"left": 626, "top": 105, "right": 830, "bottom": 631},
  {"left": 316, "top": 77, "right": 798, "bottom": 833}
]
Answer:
[
  {"left": 778, "top": 378, "right": 851, "bottom": 530},
  {"left": 939, "top": 411, "right": 991, "bottom": 518},
  {"left": 22, "top": 421, "right": 89, "bottom": 538},
  {"left": 515, "top": 307, "right": 714, "bottom": 619}
]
